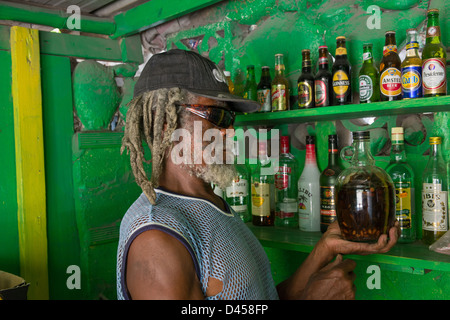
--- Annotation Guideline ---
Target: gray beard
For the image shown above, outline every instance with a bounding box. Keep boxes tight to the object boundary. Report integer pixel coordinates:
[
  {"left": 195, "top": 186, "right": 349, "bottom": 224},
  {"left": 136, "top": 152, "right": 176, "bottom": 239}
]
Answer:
[{"left": 183, "top": 162, "right": 237, "bottom": 190}]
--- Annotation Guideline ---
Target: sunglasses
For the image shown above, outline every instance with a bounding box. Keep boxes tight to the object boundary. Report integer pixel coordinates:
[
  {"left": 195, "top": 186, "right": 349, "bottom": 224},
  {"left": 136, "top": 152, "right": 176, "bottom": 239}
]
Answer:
[{"left": 178, "top": 104, "right": 235, "bottom": 129}]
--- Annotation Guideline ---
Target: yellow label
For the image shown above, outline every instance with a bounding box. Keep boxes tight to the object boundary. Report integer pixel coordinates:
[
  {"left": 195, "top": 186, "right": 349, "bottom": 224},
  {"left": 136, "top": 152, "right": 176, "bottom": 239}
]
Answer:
[
  {"left": 335, "top": 47, "right": 347, "bottom": 55},
  {"left": 332, "top": 70, "right": 349, "bottom": 95},
  {"left": 395, "top": 185, "right": 412, "bottom": 229},
  {"left": 252, "top": 183, "right": 271, "bottom": 216},
  {"left": 381, "top": 68, "right": 402, "bottom": 96}
]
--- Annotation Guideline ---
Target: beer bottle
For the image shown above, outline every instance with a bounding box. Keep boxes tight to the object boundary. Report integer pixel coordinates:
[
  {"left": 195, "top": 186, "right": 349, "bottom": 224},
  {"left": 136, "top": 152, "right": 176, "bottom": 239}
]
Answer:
[
  {"left": 314, "top": 46, "right": 332, "bottom": 107},
  {"left": 402, "top": 29, "right": 422, "bottom": 99},
  {"left": 332, "top": 36, "right": 352, "bottom": 105},
  {"left": 422, "top": 9, "right": 447, "bottom": 97},
  {"left": 257, "top": 66, "right": 272, "bottom": 112},
  {"left": 298, "top": 49, "right": 315, "bottom": 108},
  {"left": 359, "top": 43, "right": 380, "bottom": 103},
  {"left": 271, "top": 54, "right": 290, "bottom": 111},
  {"left": 243, "top": 65, "right": 257, "bottom": 101},
  {"left": 224, "top": 71, "right": 235, "bottom": 94},
  {"left": 380, "top": 31, "right": 402, "bottom": 101}
]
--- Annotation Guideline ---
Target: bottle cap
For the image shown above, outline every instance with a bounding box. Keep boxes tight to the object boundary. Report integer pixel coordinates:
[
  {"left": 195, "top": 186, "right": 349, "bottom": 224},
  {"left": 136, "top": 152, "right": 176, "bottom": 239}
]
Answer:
[
  {"left": 392, "top": 127, "right": 403, "bottom": 134},
  {"left": 406, "top": 28, "right": 417, "bottom": 33},
  {"left": 280, "top": 136, "right": 289, "bottom": 153},
  {"left": 306, "top": 135, "right": 315, "bottom": 144},
  {"left": 336, "top": 36, "right": 346, "bottom": 40},
  {"left": 328, "top": 134, "right": 338, "bottom": 142},
  {"left": 385, "top": 30, "right": 396, "bottom": 34},
  {"left": 352, "top": 131, "right": 370, "bottom": 140},
  {"left": 429, "top": 137, "right": 442, "bottom": 145},
  {"left": 319, "top": 45, "right": 328, "bottom": 50},
  {"left": 427, "top": 8, "right": 439, "bottom": 14}
]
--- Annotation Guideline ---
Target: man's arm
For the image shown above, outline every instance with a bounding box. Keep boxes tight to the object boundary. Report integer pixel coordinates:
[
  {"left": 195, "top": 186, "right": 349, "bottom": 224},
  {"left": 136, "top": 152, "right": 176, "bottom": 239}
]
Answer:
[{"left": 126, "top": 229, "right": 204, "bottom": 300}]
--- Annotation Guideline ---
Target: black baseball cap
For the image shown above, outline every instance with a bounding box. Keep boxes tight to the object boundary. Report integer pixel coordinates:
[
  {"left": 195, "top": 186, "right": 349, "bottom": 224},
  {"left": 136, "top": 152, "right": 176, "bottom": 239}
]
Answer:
[{"left": 133, "top": 49, "right": 261, "bottom": 113}]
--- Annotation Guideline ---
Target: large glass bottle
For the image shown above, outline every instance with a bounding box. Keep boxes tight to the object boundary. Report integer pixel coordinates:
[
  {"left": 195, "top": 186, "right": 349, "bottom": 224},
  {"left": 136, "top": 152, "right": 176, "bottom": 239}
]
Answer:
[
  {"left": 298, "top": 49, "right": 315, "bottom": 109},
  {"left": 422, "top": 137, "right": 448, "bottom": 245},
  {"left": 401, "top": 29, "right": 422, "bottom": 99},
  {"left": 271, "top": 54, "right": 290, "bottom": 111},
  {"left": 422, "top": 9, "right": 447, "bottom": 97},
  {"left": 225, "top": 141, "right": 251, "bottom": 223},
  {"left": 336, "top": 131, "right": 396, "bottom": 242},
  {"left": 243, "top": 65, "right": 257, "bottom": 101},
  {"left": 315, "top": 46, "right": 332, "bottom": 107},
  {"left": 380, "top": 31, "right": 402, "bottom": 101},
  {"left": 275, "top": 136, "right": 298, "bottom": 227},
  {"left": 251, "top": 141, "right": 275, "bottom": 226},
  {"left": 298, "top": 136, "right": 320, "bottom": 232},
  {"left": 386, "top": 127, "right": 416, "bottom": 243},
  {"left": 332, "top": 36, "right": 352, "bottom": 105},
  {"left": 320, "top": 135, "right": 343, "bottom": 233},
  {"left": 257, "top": 66, "right": 272, "bottom": 112},
  {"left": 359, "top": 43, "right": 380, "bottom": 103}
]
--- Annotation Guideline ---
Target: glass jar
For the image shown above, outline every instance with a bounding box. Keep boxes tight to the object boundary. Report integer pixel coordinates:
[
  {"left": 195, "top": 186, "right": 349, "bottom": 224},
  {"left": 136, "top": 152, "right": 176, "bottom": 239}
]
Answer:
[{"left": 336, "top": 131, "right": 396, "bottom": 242}]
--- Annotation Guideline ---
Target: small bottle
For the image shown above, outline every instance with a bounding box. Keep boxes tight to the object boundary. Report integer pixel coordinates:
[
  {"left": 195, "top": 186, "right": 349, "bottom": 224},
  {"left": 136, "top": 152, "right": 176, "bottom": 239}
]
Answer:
[
  {"left": 225, "top": 141, "right": 251, "bottom": 223},
  {"left": 224, "top": 71, "right": 235, "bottom": 94},
  {"left": 386, "top": 127, "right": 416, "bottom": 243},
  {"left": 275, "top": 136, "right": 298, "bottom": 227},
  {"left": 359, "top": 43, "right": 380, "bottom": 103},
  {"left": 297, "top": 49, "right": 315, "bottom": 109},
  {"left": 315, "top": 45, "right": 332, "bottom": 107},
  {"left": 298, "top": 136, "right": 320, "bottom": 232},
  {"left": 257, "top": 66, "right": 272, "bottom": 112},
  {"left": 380, "top": 31, "right": 402, "bottom": 101},
  {"left": 251, "top": 141, "right": 275, "bottom": 226},
  {"left": 243, "top": 65, "right": 257, "bottom": 101},
  {"left": 401, "top": 29, "right": 422, "bottom": 99},
  {"left": 319, "top": 135, "right": 342, "bottom": 233},
  {"left": 331, "top": 36, "right": 352, "bottom": 105},
  {"left": 422, "top": 137, "right": 448, "bottom": 245},
  {"left": 271, "top": 54, "right": 290, "bottom": 111}
]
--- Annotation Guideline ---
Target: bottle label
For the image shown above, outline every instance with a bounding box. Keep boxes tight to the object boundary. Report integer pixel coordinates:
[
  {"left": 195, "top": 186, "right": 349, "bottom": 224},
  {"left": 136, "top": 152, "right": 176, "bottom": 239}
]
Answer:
[
  {"left": 381, "top": 68, "right": 402, "bottom": 97},
  {"left": 394, "top": 182, "right": 413, "bottom": 229},
  {"left": 318, "top": 57, "right": 328, "bottom": 65},
  {"left": 383, "top": 45, "right": 397, "bottom": 55},
  {"left": 422, "top": 183, "right": 448, "bottom": 232},
  {"left": 257, "top": 89, "right": 271, "bottom": 112},
  {"left": 363, "top": 52, "right": 372, "bottom": 61},
  {"left": 275, "top": 166, "right": 292, "bottom": 190},
  {"left": 426, "top": 26, "right": 441, "bottom": 38},
  {"left": 315, "top": 79, "right": 327, "bottom": 106},
  {"left": 276, "top": 200, "right": 297, "bottom": 219},
  {"left": 252, "top": 182, "right": 271, "bottom": 217},
  {"left": 359, "top": 75, "right": 373, "bottom": 101},
  {"left": 271, "top": 84, "right": 287, "bottom": 111},
  {"left": 335, "top": 47, "right": 347, "bottom": 56},
  {"left": 226, "top": 178, "right": 248, "bottom": 198},
  {"left": 231, "top": 204, "right": 247, "bottom": 213},
  {"left": 298, "top": 81, "right": 313, "bottom": 107},
  {"left": 320, "top": 186, "right": 336, "bottom": 226},
  {"left": 422, "top": 58, "right": 446, "bottom": 94},
  {"left": 332, "top": 70, "right": 350, "bottom": 98},
  {"left": 406, "top": 41, "right": 419, "bottom": 51},
  {"left": 298, "top": 185, "right": 313, "bottom": 217},
  {"left": 402, "top": 65, "right": 422, "bottom": 98}
]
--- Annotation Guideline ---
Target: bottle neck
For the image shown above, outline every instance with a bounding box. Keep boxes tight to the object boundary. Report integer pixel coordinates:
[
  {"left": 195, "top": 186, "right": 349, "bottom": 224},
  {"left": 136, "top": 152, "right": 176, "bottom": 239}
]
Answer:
[
  {"left": 328, "top": 142, "right": 339, "bottom": 166},
  {"left": 429, "top": 143, "right": 444, "bottom": 162},
  {"left": 405, "top": 40, "right": 420, "bottom": 57},
  {"left": 247, "top": 69, "right": 256, "bottom": 83},
  {"left": 351, "top": 140, "right": 375, "bottom": 166},
  {"left": 362, "top": 48, "right": 374, "bottom": 65},
  {"left": 390, "top": 139, "right": 407, "bottom": 163},
  {"left": 302, "top": 61, "right": 312, "bottom": 73},
  {"left": 305, "top": 143, "right": 317, "bottom": 165},
  {"left": 426, "top": 15, "right": 441, "bottom": 44},
  {"left": 275, "top": 64, "right": 285, "bottom": 76}
]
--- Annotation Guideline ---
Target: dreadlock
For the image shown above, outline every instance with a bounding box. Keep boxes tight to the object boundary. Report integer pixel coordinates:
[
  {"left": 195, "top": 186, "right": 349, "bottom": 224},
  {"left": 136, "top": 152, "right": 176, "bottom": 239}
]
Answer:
[{"left": 121, "top": 88, "right": 190, "bottom": 204}]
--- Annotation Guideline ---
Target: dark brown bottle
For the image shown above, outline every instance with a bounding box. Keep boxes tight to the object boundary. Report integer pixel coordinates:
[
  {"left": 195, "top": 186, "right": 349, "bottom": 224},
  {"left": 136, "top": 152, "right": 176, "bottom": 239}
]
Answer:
[
  {"left": 332, "top": 36, "right": 352, "bottom": 105},
  {"left": 297, "top": 49, "right": 315, "bottom": 108},
  {"left": 315, "top": 46, "right": 332, "bottom": 107},
  {"left": 380, "top": 31, "right": 402, "bottom": 101}
]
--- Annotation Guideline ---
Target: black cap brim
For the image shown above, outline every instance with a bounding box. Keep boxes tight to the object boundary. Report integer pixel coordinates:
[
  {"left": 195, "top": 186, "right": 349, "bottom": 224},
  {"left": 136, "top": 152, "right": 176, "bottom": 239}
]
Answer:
[{"left": 187, "top": 89, "right": 261, "bottom": 113}]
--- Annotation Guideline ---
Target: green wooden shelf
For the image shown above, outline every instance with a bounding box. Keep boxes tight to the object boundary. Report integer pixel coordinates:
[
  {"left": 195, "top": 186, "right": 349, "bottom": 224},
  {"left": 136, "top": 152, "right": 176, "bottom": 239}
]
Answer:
[
  {"left": 235, "top": 96, "right": 450, "bottom": 126},
  {"left": 247, "top": 223, "right": 450, "bottom": 273}
]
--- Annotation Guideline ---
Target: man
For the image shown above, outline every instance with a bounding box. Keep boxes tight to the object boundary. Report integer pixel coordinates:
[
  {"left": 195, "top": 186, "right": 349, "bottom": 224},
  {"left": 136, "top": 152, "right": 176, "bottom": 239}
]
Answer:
[{"left": 117, "top": 49, "right": 399, "bottom": 300}]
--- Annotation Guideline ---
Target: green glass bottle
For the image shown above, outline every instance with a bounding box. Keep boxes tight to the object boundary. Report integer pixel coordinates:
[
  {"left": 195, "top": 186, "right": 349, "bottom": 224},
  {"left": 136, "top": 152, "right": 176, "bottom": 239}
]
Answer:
[
  {"left": 386, "top": 127, "right": 416, "bottom": 243},
  {"left": 243, "top": 65, "right": 257, "bottom": 101},
  {"left": 359, "top": 43, "right": 380, "bottom": 103}
]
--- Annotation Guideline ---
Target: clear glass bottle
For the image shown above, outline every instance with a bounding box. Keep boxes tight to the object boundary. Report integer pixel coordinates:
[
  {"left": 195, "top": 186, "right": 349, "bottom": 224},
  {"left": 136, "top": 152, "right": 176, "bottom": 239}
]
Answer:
[
  {"left": 401, "top": 29, "right": 422, "bottom": 99},
  {"left": 298, "top": 136, "right": 320, "bottom": 232},
  {"left": 271, "top": 54, "right": 290, "bottom": 111},
  {"left": 422, "top": 136, "right": 448, "bottom": 245},
  {"left": 275, "top": 136, "right": 298, "bottom": 227},
  {"left": 336, "top": 131, "right": 396, "bottom": 242},
  {"left": 386, "top": 127, "right": 416, "bottom": 243}
]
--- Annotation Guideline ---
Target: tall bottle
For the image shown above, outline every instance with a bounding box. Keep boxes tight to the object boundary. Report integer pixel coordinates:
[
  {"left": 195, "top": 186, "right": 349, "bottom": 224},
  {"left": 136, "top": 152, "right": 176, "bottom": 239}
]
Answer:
[
  {"left": 332, "top": 36, "right": 352, "bottom": 105},
  {"left": 225, "top": 141, "right": 251, "bottom": 223},
  {"left": 298, "top": 136, "right": 320, "bottom": 231},
  {"left": 386, "top": 127, "right": 416, "bottom": 243},
  {"left": 224, "top": 71, "right": 235, "bottom": 94},
  {"left": 275, "top": 136, "right": 298, "bottom": 227},
  {"left": 315, "top": 46, "right": 332, "bottom": 107},
  {"left": 401, "top": 29, "right": 422, "bottom": 99},
  {"left": 320, "top": 135, "right": 342, "bottom": 233},
  {"left": 359, "top": 43, "right": 380, "bottom": 103},
  {"left": 380, "top": 31, "right": 402, "bottom": 101},
  {"left": 422, "top": 9, "right": 447, "bottom": 97},
  {"left": 251, "top": 141, "right": 275, "bottom": 226},
  {"left": 422, "top": 137, "right": 448, "bottom": 245},
  {"left": 257, "top": 66, "right": 272, "bottom": 112},
  {"left": 271, "top": 54, "right": 290, "bottom": 111},
  {"left": 243, "top": 65, "right": 257, "bottom": 101},
  {"left": 298, "top": 49, "right": 315, "bottom": 109}
]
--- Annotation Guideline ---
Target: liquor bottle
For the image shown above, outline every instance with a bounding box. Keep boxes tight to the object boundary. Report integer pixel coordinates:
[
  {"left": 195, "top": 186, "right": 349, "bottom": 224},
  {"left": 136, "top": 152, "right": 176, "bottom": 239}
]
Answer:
[
  {"left": 359, "top": 43, "right": 380, "bottom": 103},
  {"left": 243, "top": 65, "right": 257, "bottom": 101},
  {"left": 422, "top": 137, "right": 448, "bottom": 245},
  {"left": 319, "top": 134, "right": 342, "bottom": 233},
  {"left": 257, "top": 66, "right": 272, "bottom": 112},
  {"left": 225, "top": 141, "right": 251, "bottom": 223},
  {"left": 422, "top": 9, "right": 447, "bottom": 97},
  {"left": 251, "top": 141, "right": 275, "bottom": 226},
  {"left": 380, "top": 31, "right": 402, "bottom": 101},
  {"left": 401, "top": 29, "right": 422, "bottom": 99},
  {"left": 275, "top": 136, "right": 298, "bottom": 227},
  {"left": 386, "top": 127, "right": 416, "bottom": 243},
  {"left": 271, "top": 54, "right": 290, "bottom": 111},
  {"left": 298, "top": 136, "right": 320, "bottom": 231},
  {"left": 298, "top": 49, "right": 315, "bottom": 109},
  {"left": 315, "top": 45, "right": 332, "bottom": 107},
  {"left": 332, "top": 36, "right": 352, "bottom": 105},
  {"left": 224, "top": 71, "right": 235, "bottom": 94}
]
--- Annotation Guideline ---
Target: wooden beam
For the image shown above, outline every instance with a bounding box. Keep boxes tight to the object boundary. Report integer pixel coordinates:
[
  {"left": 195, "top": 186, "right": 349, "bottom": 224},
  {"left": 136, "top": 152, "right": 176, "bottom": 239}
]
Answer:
[{"left": 10, "top": 26, "right": 49, "bottom": 300}]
